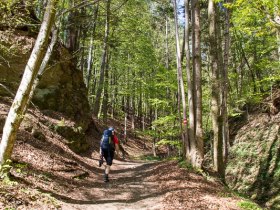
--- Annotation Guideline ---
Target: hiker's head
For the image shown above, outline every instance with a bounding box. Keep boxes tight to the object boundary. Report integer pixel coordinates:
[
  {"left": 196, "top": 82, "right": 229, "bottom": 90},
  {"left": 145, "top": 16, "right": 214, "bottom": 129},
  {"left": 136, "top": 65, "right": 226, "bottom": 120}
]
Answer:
[{"left": 108, "top": 127, "right": 114, "bottom": 134}]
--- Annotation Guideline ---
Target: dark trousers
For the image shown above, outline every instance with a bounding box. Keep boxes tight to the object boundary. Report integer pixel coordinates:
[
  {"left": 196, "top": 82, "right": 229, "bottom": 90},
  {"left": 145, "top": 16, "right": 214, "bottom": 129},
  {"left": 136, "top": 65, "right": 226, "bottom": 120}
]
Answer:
[{"left": 101, "top": 148, "right": 115, "bottom": 166}]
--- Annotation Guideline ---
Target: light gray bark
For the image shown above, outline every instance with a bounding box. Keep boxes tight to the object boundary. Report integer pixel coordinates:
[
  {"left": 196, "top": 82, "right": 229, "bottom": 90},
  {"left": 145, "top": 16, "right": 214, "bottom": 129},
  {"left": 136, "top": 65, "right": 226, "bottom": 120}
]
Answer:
[
  {"left": 86, "top": 3, "right": 99, "bottom": 88},
  {"left": 86, "top": 36, "right": 94, "bottom": 88},
  {"left": 0, "top": 0, "right": 58, "bottom": 164},
  {"left": 102, "top": 52, "right": 110, "bottom": 122},
  {"left": 222, "top": 0, "right": 231, "bottom": 166},
  {"left": 93, "top": 0, "right": 110, "bottom": 117},
  {"left": 208, "top": 0, "right": 224, "bottom": 178},
  {"left": 165, "top": 16, "right": 169, "bottom": 69},
  {"left": 184, "top": 0, "right": 194, "bottom": 158},
  {"left": 173, "top": 0, "right": 188, "bottom": 156},
  {"left": 192, "top": 0, "right": 203, "bottom": 167}
]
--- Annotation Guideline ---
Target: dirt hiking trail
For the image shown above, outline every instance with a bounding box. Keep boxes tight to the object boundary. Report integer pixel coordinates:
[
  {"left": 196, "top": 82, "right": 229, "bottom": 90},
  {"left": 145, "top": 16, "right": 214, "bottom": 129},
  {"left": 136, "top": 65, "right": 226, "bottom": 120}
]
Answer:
[{"left": 60, "top": 158, "right": 242, "bottom": 210}]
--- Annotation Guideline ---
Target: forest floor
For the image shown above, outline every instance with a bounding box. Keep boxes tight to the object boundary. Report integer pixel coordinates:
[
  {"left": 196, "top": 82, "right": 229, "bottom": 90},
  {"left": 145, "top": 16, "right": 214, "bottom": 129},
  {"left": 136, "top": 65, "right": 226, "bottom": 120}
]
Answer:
[
  {"left": 0, "top": 97, "right": 248, "bottom": 209},
  {"left": 59, "top": 159, "right": 243, "bottom": 210}
]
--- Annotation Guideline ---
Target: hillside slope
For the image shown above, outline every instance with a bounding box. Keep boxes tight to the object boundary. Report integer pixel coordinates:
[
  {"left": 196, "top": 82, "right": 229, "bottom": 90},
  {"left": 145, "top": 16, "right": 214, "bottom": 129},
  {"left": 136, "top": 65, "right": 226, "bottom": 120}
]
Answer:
[{"left": 227, "top": 89, "right": 280, "bottom": 209}]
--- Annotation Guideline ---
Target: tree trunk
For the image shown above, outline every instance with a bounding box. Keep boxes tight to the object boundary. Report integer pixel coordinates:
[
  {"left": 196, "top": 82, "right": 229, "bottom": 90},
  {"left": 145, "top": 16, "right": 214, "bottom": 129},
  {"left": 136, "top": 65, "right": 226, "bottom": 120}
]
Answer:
[
  {"left": 185, "top": 0, "right": 194, "bottom": 158},
  {"left": 277, "top": 30, "right": 280, "bottom": 61},
  {"left": 86, "top": 3, "right": 99, "bottom": 88},
  {"left": 208, "top": 0, "right": 224, "bottom": 178},
  {"left": 86, "top": 36, "right": 94, "bottom": 88},
  {"left": 65, "top": 0, "right": 79, "bottom": 55},
  {"left": 153, "top": 107, "right": 158, "bottom": 157},
  {"left": 93, "top": 0, "right": 110, "bottom": 117},
  {"left": 131, "top": 97, "right": 135, "bottom": 130},
  {"left": 0, "top": 0, "right": 58, "bottom": 164},
  {"left": 192, "top": 0, "right": 203, "bottom": 167},
  {"left": 173, "top": 0, "right": 188, "bottom": 157},
  {"left": 124, "top": 112, "right": 127, "bottom": 144},
  {"left": 165, "top": 16, "right": 169, "bottom": 69},
  {"left": 102, "top": 52, "right": 110, "bottom": 122},
  {"left": 222, "top": 0, "right": 231, "bottom": 166}
]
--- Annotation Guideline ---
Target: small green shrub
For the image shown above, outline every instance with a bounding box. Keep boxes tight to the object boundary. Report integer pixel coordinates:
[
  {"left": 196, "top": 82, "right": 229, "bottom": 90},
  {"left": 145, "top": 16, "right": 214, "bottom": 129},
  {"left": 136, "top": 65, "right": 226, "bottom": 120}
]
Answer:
[
  {"left": 0, "top": 159, "right": 12, "bottom": 180},
  {"left": 139, "top": 155, "right": 161, "bottom": 161},
  {"left": 178, "top": 158, "right": 193, "bottom": 170},
  {"left": 0, "top": 160, "right": 17, "bottom": 185},
  {"left": 237, "top": 200, "right": 262, "bottom": 210}
]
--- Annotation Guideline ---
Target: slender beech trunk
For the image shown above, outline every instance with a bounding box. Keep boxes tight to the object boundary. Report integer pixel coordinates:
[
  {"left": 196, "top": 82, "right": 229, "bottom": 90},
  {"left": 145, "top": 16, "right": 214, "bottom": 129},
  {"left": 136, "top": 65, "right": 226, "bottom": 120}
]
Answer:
[
  {"left": 192, "top": 0, "right": 203, "bottom": 167},
  {"left": 80, "top": 30, "right": 86, "bottom": 76},
  {"left": 165, "top": 15, "right": 173, "bottom": 155},
  {"left": 130, "top": 98, "right": 135, "bottom": 130},
  {"left": 274, "top": 0, "right": 280, "bottom": 61},
  {"left": 222, "top": 0, "right": 231, "bottom": 165},
  {"left": 125, "top": 53, "right": 131, "bottom": 129},
  {"left": 181, "top": 28, "right": 185, "bottom": 64},
  {"left": 165, "top": 16, "right": 169, "bottom": 69},
  {"left": 86, "top": 3, "right": 99, "bottom": 88},
  {"left": 216, "top": 1, "right": 225, "bottom": 178},
  {"left": 92, "top": 64, "right": 97, "bottom": 102},
  {"left": 131, "top": 68, "right": 135, "bottom": 130},
  {"left": 153, "top": 107, "right": 158, "bottom": 157},
  {"left": 173, "top": 0, "right": 188, "bottom": 156},
  {"left": 93, "top": 0, "right": 110, "bottom": 117},
  {"left": 208, "top": 0, "right": 224, "bottom": 178},
  {"left": 142, "top": 95, "right": 145, "bottom": 131},
  {"left": 0, "top": 0, "right": 58, "bottom": 164},
  {"left": 102, "top": 52, "right": 110, "bottom": 122},
  {"left": 138, "top": 83, "right": 143, "bottom": 130},
  {"left": 111, "top": 71, "right": 117, "bottom": 118},
  {"left": 124, "top": 112, "right": 127, "bottom": 143},
  {"left": 184, "top": 0, "right": 194, "bottom": 158},
  {"left": 86, "top": 36, "right": 94, "bottom": 88},
  {"left": 277, "top": 31, "right": 280, "bottom": 61},
  {"left": 65, "top": 1, "right": 79, "bottom": 55}
]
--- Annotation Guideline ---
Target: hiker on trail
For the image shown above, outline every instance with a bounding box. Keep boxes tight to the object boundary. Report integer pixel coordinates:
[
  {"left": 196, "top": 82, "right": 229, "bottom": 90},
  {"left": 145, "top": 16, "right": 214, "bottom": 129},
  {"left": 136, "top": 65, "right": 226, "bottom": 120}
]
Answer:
[{"left": 99, "top": 127, "right": 120, "bottom": 182}]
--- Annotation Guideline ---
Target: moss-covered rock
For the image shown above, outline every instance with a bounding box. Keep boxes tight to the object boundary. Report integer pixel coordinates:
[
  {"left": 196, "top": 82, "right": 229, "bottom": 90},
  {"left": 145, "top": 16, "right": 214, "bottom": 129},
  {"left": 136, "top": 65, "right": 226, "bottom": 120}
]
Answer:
[
  {"left": 0, "top": 30, "right": 90, "bottom": 127},
  {"left": 54, "top": 124, "right": 89, "bottom": 153},
  {"left": 0, "top": 29, "right": 91, "bottom": 153}
]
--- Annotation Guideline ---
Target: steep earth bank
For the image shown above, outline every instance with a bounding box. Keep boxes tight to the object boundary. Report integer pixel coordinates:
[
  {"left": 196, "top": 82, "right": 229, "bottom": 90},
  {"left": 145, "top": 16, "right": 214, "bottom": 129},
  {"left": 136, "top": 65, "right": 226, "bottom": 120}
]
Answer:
[{"left": 227, "top": 89, "right": 280, "bottom": 209}]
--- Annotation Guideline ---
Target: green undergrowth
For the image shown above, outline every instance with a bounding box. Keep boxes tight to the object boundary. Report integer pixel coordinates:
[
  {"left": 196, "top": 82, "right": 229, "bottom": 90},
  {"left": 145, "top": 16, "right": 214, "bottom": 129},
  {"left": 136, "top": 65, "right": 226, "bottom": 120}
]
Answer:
[
  {"left": 0, "top": 160, "right": 60, "bottom": 209},
  {"left": 222, "top": 186, "right": 266, "bottom": 210},
  {"left": 226, "top": 121, "right": 280, "bottom": 209},
  {"left": 138, "top": 154, "right": 161, "bottom": 161},
  {"left": 176, "top": 156, "right": 264, "bottom": 209},
  {"left": 0, "top": 181, "right": 61, "bottom": 210},
  {"left": 237, "top": 200, "right": 263, "bottom": 210},
  {"left": 177, "top": 157, "right": 193, "bottom": 170}
]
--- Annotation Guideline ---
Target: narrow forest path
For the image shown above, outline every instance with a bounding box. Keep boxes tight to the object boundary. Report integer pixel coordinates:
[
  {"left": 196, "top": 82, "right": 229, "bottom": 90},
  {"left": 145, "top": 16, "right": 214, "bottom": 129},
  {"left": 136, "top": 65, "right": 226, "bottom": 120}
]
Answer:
[
  {"left": 59, "top": 158, "right": 242, "bottom": 210},
  {"left": 61, "top": 160, "right": 163, "bottom": 210}
]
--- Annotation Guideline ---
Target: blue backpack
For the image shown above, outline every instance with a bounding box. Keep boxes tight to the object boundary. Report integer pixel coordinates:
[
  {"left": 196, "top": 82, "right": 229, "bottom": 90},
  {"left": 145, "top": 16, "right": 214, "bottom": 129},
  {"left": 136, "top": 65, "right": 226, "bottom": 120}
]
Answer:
[{"left": 100, "top": 129, "right": 114, "bottom": 150}]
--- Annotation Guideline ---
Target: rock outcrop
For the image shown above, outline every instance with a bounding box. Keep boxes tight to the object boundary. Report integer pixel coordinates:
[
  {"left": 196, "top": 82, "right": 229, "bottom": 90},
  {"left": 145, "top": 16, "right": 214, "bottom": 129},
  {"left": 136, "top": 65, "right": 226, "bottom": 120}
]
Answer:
[{"left": 0, "top": 29, "right": 90, "bottom": 152}]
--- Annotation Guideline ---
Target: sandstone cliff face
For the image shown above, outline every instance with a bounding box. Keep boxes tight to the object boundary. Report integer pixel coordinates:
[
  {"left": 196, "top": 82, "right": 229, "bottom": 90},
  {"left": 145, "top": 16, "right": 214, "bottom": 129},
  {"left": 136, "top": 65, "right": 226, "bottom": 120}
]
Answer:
[
  {"left": 0, "top": 29, "right": 90, "bottom": 152},
  {"left": 0, "top": 30, "right": 89, "bottom": 124}
]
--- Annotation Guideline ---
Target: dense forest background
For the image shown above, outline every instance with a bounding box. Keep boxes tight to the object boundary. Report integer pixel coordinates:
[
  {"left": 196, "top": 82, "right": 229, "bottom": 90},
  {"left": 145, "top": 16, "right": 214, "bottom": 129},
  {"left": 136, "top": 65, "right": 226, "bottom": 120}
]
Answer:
[{"left": 0, "top": 0, "right": 280, "bottom": 209}]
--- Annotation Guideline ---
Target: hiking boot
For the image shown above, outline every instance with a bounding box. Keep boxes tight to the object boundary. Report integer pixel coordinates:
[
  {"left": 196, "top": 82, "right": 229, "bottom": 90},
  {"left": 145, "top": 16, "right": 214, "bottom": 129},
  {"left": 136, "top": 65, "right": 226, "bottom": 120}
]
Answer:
[{"left": 104, "top": 174, "right": 109, "bottom": 182}]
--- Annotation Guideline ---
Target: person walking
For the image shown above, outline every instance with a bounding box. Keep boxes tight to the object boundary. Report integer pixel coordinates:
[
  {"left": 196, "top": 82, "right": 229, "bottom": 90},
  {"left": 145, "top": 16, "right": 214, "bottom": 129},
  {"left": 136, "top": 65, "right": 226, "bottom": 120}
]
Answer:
[{"left": 99, "top": 127, "right": 119, "bottom": 182}]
